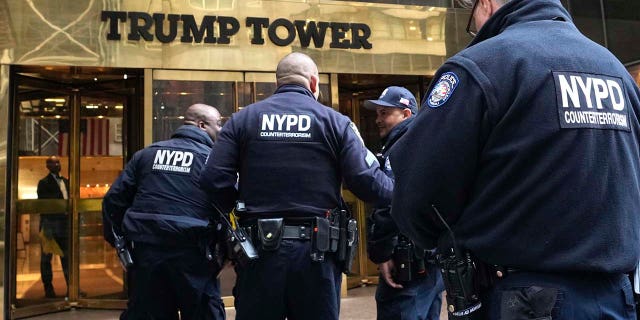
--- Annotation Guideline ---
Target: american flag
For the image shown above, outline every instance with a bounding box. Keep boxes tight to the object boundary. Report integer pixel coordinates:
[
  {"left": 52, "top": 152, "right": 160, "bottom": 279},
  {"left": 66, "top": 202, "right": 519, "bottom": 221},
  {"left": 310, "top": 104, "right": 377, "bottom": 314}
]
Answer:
[{"left": 58, "top": 118, "right": 110, "bottom": 156}]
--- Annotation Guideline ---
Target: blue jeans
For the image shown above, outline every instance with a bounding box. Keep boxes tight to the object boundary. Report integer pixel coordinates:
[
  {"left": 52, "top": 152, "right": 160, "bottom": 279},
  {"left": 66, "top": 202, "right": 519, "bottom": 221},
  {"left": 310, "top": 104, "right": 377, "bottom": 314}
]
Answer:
[
  {"left": 480, "top": 271, "right": 636, "bottom": 319},
  {"left": 376, "top": 263, "right": 444, "bottom": 320},
  {"left": 234, "top": 239, "right": 342, "bottom": 320}
]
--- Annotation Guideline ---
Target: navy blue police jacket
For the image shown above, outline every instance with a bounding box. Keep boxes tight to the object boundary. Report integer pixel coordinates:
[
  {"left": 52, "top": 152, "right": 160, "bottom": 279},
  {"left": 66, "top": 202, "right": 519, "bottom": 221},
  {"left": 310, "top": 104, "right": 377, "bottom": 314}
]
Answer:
[
  {"left": 199, "top": 84, "right": 393, "bottom": 218},
  {"left": 389, "top": 0, "right": 640, "bottom": 273},
  {"left": 103, "top": 125, "right": 215, "bottom": 247},
  {"left": 367, "top": 117, "right": 413, "bottom": 263}
]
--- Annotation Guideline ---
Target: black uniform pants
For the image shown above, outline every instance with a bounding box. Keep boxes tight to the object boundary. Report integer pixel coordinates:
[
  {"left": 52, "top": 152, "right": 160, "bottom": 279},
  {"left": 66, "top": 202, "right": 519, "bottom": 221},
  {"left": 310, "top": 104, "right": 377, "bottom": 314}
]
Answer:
[
  {"left": 121, "top": 243, "right": 225, "bottom": 320},
  {"left": 233, "top": 239, "right": 342, "bottom": 320}
]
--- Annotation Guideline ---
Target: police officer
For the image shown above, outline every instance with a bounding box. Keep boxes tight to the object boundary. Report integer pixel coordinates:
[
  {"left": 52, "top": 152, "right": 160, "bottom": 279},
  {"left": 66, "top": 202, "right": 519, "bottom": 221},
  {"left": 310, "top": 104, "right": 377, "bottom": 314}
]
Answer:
[
  {"left": 389, "top": 0, "right": 640, "bottom": 319},
  {"left": 199, "top": 52, "right": 393, "bottom": 320},
  {"left": 363, "top": 86, "right": 444, "bottom": 320},
  {"left": 103, "top": 104, "right": 225, "bottom": 320}
]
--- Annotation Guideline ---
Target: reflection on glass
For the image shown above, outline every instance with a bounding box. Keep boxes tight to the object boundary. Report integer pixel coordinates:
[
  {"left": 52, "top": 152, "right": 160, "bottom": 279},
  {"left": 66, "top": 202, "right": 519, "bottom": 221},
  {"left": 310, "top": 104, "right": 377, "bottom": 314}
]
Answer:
[
  {"left": 15, "top": 89, "right": 71, "bottom": 305},
  {"left": 153, "top": 80, "right": 236, "bottom": 142},
  {"left": 78, "top": 95, "right": 127, "bottom": 299}
]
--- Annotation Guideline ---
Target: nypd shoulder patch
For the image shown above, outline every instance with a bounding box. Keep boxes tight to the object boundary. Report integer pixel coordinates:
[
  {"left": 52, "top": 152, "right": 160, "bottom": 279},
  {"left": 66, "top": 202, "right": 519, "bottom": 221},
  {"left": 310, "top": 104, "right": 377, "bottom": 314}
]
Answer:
[{"left": 427, "top": 72, "right": 460, "bottom": 108}]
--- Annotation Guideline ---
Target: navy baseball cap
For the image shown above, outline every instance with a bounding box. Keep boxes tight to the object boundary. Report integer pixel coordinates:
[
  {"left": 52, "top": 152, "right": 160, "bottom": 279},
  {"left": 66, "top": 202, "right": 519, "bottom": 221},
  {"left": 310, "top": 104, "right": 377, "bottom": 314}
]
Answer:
[{"left": 363, "top": 86, "right": 417, "bottom": 115}]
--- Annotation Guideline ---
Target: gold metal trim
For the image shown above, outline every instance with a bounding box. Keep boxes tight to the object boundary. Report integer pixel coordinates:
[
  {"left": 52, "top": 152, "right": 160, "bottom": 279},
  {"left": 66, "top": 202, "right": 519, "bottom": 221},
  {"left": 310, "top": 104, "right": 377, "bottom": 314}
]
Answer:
[
  {"left": 16, "top": 199, "right": 68, "bottom": 214},
  {"left": 76, "top": 299, "right": 127, "bottom": 309},
  {"left": 144, "top": 69, "right": 153, "bottom": 147},
  {"left": 244, "top": 72, "right": 276, "bottom": 83},
  {"left": 153, "top": 70, "right": 244, "bottom": 82},
  {"left": 10, "top": 301, "right": 70, "bottom": 319},
  {"left": 242, "top": 73, "right": 330, "bottom": 83},
  {"left": 76, "top": 199, "right": 102, "bottom": 212},
  {"left": 9, "top": 66, "right": 20, "bottom": 314},
  {"left": 69, "top": 93, "right": 81, "bottom": 302},
  {"left": 330, "top": 73, "right": 339, "bottom": 111}
]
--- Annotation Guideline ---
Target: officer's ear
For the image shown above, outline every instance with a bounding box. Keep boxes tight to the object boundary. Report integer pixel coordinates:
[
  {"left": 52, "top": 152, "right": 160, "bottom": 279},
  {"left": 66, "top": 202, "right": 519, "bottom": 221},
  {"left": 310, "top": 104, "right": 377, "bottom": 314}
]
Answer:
[
  {"left": 197, "top": 120, "right": 207, "bottom": 130},
  {"left": 402, "top": 108, "right": 412, "bottom": 119},
  {"left": 310, "top": 75, "right": 320, "bottom": 100}
]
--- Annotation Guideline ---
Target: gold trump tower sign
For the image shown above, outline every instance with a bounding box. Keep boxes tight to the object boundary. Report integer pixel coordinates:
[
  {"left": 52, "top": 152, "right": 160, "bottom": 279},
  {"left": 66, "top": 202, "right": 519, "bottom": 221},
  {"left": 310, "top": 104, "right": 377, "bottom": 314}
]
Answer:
[{"left": 101, "top": 11, "right": 373, "bottom": 49}]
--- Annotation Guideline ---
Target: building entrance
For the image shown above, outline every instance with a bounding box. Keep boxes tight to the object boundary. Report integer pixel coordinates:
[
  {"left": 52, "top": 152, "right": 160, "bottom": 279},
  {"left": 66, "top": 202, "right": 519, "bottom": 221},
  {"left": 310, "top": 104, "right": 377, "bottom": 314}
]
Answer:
[
  {"left": 337, "top": 73, "right": 430, "bottom": 288},
  {"left": 7, "top": 66, "right": 143, "bottom": 319}
]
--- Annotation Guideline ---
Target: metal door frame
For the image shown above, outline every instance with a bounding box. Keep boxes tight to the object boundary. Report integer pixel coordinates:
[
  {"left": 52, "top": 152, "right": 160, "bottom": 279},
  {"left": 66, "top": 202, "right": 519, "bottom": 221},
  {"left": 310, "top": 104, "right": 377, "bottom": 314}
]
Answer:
[{"left": 6, "top": 67, "right": 141, "bottom": 318}]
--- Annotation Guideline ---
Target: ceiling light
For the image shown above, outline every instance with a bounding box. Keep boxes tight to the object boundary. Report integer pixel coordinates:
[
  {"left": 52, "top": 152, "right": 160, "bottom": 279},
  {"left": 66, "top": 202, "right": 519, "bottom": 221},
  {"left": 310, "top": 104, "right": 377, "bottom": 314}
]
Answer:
[
  {"left": 45, "top": 98, "right": 65, "bottom": 103},
  {"left": 115, "top": 105, "right": 124, "bottom": 109}
]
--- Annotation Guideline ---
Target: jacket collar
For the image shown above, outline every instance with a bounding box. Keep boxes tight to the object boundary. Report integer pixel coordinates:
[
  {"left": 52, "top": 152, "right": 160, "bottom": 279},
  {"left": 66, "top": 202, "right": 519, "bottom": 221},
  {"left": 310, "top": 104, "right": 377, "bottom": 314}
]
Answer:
[
  {"left": 274, "top": 84, "right": 316, "bottom": 99},
  {"left": 469, "top": 0, "right": 572, "bottom": 47},
  {"left": 171, "top": 125, "right": 214, "bottom": 147}
]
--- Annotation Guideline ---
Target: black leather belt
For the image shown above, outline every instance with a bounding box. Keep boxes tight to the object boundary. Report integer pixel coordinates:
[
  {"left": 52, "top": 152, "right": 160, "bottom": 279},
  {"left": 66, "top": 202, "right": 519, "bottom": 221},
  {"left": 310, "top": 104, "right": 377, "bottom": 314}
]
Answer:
[{"left": 282, "top": 225, "right": 311, "bottom": 240}]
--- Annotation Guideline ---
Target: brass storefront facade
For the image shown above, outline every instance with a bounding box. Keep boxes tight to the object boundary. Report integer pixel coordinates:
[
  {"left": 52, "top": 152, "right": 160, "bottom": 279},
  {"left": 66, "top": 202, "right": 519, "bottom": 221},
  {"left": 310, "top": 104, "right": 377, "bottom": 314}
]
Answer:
[{"left": 1, "top": 0, "right": 640, "bottom": 319}]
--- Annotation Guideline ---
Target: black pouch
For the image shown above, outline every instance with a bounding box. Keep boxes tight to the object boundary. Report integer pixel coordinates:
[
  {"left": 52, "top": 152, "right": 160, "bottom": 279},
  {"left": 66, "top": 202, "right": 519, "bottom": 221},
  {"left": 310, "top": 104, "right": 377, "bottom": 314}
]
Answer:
[
  {"left": 313, "top": 217, "right": 331, "bottom": 252},
  {"left": 257, "top": 218, "right": 284, "bottom": 251},
  {"left": 311, "top": 217, "right": 331, "bottom": 261}
]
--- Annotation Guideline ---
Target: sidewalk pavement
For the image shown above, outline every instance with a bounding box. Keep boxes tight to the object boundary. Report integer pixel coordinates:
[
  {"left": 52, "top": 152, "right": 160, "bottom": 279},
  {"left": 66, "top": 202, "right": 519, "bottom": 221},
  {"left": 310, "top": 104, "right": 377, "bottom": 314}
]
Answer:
[
  {"left": 26, "top": 285, "right": 447, "bottom": 320},
  {"left": 26, "top": 286, "right": 382, "bottom": 320}
]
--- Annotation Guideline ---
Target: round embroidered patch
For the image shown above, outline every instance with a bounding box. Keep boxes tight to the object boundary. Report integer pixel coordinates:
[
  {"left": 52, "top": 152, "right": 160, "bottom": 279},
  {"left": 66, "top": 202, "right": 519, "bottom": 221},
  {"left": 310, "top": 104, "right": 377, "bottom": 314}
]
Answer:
[{"left": 427, "top": 72, "right": 460, "bottom": 108}]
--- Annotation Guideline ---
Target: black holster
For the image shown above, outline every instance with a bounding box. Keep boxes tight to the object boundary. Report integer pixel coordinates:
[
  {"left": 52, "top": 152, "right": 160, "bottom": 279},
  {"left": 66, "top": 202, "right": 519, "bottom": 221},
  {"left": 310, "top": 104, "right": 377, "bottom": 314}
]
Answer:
[
  {"left": 222, "top": 224, "right": 259, "bottom": 267},
  {"left": 392, "top": 235, "right": 428, "bottom": 283},
  {"left": 112, "top": 227, "right": 133, "bottom": 271},
  {"left": 393, "top": 236, "right": 413, "bottom": 282},
  {"left": 436, "top": 234, "right": 483, "bottom": 320},
  {"left": 328, "top": 208, "right": 358, "bottom": 275}
]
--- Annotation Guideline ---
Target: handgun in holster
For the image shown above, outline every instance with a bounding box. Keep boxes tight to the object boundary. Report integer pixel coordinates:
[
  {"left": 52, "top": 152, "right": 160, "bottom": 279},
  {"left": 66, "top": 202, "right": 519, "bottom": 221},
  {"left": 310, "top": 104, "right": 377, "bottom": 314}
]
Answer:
[
  {"left": 332, "top": 207, "right": 358, "bottom": 275},
  {"left": 206, "top": 220, "right": 228, "bottom": 277},
  {"left": 112, "top": 226, "right": 133, "bottom": 271}
]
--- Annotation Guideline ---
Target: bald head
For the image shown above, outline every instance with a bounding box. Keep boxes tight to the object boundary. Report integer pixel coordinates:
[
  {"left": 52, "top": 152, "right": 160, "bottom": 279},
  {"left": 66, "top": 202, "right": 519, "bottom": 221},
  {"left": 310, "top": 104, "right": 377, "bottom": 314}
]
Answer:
[
  {"left": 46, "top": 156, "right": 61, "bottom": 175},
  {"left": 184, "top": 104, "right": 222, "bottom": 141},
  {"left": 276, "top": 52, "right": 321, "bottom": 100}
]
